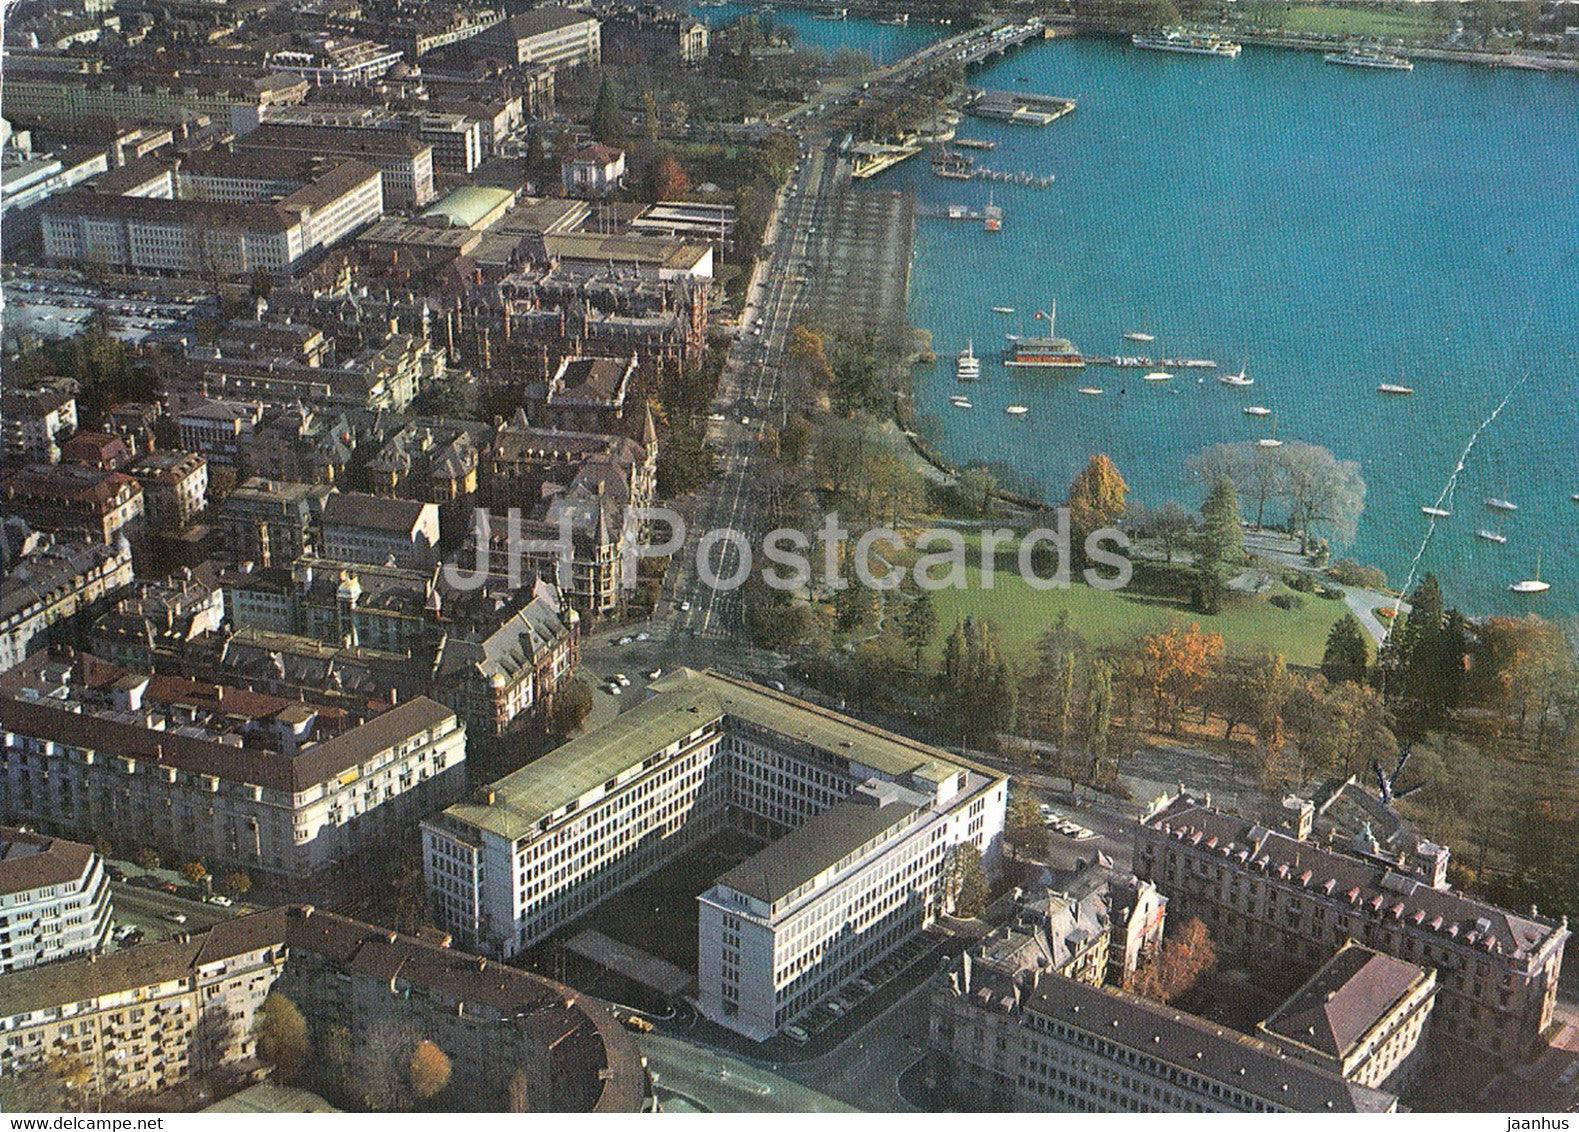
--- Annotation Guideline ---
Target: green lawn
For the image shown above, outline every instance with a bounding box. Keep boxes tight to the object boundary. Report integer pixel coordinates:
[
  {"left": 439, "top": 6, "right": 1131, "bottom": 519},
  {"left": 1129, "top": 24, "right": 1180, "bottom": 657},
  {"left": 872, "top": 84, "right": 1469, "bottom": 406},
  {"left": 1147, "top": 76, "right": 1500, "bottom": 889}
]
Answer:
[
  {"left": 1278, "top": 5, "right": 1438, "bottom": 40},
  {"left": 894, "top": 543, "right": 1350, "bottom": 668}
]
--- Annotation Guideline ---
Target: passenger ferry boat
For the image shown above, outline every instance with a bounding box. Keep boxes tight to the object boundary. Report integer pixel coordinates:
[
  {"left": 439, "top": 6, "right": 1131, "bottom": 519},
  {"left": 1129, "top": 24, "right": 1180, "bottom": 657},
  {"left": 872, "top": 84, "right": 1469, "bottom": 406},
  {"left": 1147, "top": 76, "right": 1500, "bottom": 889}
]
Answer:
[
  {"left": 1132, "top": 29, "right": 1242, "bottom": 57},
  {"left": 956, "top": 339, "right": 981, "bottom": 381},
  {"left": 1004, "top": 300, "right": 1084, "bottom": 369},
  {"left": 1324, "top": 45, "right": 1414, "bottom": 70}
]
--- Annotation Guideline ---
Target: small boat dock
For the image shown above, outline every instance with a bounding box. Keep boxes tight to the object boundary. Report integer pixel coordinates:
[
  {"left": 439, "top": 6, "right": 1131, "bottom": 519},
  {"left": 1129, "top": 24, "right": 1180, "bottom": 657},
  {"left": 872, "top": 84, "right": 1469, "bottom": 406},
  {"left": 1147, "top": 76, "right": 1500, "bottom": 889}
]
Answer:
[
  {"left": 954, "top": 138, "right": 997, "bottom": 150},
  {"left": 850, "top": 140, "right": 923, "bottom": 179},
  {"left": 967, "top": 88, "right": 1077, "bottom": 126}
]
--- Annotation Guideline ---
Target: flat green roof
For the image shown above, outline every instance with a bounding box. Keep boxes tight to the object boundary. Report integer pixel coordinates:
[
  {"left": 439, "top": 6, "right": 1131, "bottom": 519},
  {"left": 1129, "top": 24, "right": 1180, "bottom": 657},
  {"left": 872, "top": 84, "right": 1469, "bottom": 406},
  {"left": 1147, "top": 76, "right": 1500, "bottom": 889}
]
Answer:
[{"left": 436, "top": 670, "right": 992, "bottom": 844}]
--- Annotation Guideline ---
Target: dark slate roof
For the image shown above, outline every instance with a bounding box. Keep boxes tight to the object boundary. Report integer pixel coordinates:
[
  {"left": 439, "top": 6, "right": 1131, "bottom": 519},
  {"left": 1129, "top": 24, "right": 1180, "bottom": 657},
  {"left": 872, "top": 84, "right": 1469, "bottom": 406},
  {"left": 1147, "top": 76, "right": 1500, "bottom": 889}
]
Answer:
[
  {"left": 1258, "top": 942, "right": 1432, "bottom": 1060},
  {"left": 322, "top": 491, "right": 430, "bottom": 534},
  {"left": 1024, "top": 973, "right": 1397, "bottom": 1112},
  {"left": 1143, "top": 795, "right": 1565, "bottom": 964}
]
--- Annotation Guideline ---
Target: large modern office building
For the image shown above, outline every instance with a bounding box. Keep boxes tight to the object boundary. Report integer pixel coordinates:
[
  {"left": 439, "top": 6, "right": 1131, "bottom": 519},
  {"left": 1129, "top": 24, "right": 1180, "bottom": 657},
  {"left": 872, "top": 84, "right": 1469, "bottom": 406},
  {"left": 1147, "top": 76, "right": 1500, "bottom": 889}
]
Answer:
[{"left": 423, "top": 669, "right": 1007, "bottom": 1040}]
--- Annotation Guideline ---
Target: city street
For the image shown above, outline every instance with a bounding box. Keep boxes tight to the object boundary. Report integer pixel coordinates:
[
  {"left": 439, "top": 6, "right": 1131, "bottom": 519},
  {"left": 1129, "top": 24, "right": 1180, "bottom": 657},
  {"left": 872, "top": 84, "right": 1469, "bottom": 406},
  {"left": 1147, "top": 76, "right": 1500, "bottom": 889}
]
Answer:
[{"left": 641, "top": 1032, "right": 854, "bottom": 1113}]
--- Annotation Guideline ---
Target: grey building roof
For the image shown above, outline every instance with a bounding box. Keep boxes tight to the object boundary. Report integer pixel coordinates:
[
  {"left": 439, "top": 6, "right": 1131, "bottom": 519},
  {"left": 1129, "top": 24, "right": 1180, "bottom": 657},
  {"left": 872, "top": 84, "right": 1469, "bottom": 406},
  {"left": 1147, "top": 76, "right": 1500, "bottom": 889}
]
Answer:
[
  {"left": 1258, "top": 941, "right": 1433, "bottom": 1061},
  {"left": 0, "top": 828, "right": 95, "bottom": 898},
  {"left": 1022, "top": 973, "right": 1397, "bottom": 1112},
  {"left": 715, "top": 794, "right": 917, "bottom": 904}
]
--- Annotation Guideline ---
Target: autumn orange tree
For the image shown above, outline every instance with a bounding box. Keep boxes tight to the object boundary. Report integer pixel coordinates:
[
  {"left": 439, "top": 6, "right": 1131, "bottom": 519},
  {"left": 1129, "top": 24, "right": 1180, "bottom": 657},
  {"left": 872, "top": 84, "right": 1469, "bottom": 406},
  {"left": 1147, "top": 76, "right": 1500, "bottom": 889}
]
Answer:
[
  {"left": 1139, "top": 623, "right": 1224, "bottom": 732},
  {"left": 409, "top": 1039, "right": 452, "bottom": 1100},
  {"left": 1131, "top": 917, "right": 1217, "bottom": 1003}
]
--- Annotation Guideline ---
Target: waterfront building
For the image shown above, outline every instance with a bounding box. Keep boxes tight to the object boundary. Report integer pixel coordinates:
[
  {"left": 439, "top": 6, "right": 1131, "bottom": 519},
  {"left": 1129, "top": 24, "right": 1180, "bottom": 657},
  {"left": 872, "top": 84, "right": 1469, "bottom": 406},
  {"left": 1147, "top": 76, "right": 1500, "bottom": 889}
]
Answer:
[
  {"left": 0, "top": 828, "right": 112, "bottom": 974},
  {"left": 0, "top": 652, "right": 468, "bottom": 890},
  {"left": 1135, "top": 791, "right": 1568, "bottom": 1065},
  {"left": 423, "top": 670, "right": 1008, "bottom": 1040}
]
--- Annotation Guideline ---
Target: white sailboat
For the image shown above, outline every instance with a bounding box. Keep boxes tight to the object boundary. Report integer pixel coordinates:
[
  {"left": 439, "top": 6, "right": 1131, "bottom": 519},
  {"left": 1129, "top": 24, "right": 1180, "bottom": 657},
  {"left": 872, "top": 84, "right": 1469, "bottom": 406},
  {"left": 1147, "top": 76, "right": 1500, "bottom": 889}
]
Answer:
[
  {"left": 1509, "top": 551, "right": 1550, "bottom": 594},
  {"left": 1244, "top": 405, "right": 1271, "bottom": 417},
  {"left": 1484, "top": 497, "right": 1517, "bottom": 512},
  {"left": 1421, "top": 505, "right": 1451, "bottom": 518},
  {"left": 1005, "top": 405, "right": 1029, "bottom": 415},
  {"left": 1077, "top": 387, "right": 1104, "bottom": 395},
  {"left": 1219, "top": 367, "right": 1253, "bottom": 387},
  {"left": 1377, "top": 383, "right": 1414, "bottom": 395},
  {"left": 1142, "top": 371, "right": 1173, "bottom": 382},
  {"left": 956, "top": 339, "right": 981, "bottom": 381},
  {"left": 1476, "top": 529, "right": 1507, "bottom": 544}
]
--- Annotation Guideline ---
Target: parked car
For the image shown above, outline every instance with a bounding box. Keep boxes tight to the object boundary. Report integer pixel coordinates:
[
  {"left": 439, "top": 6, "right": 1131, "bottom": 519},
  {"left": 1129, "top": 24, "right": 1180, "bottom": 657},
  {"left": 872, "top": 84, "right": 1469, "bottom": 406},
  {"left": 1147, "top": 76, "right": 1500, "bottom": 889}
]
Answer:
[
  {"left": 783, "top": 1025, "right": 810, "bottom": 1045},
  {"left": 163, "top": 911, "right": 188, "bottom": 924},
  {"left": 636, "top": 631, "right": 650, "bottom": 641},
  {"left": 621, "top": 1015, "right": 654, "bottom": 1033},
  {"left": 678, "top": 601, "right": 691, "bottom": 613},
  {"left": 605, "top": 683, "right": 622, "bottom": 696},
  {"left": 207, "top": 895, "right": 233, "bottom": 907},
  {"left": 647, "top": 669, "right": 663, "bottom": 680},
  {"left": 854, "top": 978, "right": 876, "bottom": 993},
  {"left": 617, "top": 635, "right": 633, "bottom": 645},
  {"left": 826, "top": 999, "right": 848, "bottom": 1017},
  {"left": 1074, "top": 828, "right": 1098, "bottom": 842},
  {"left": 614, "top": 673, "right": 630, "bottom": 687}
]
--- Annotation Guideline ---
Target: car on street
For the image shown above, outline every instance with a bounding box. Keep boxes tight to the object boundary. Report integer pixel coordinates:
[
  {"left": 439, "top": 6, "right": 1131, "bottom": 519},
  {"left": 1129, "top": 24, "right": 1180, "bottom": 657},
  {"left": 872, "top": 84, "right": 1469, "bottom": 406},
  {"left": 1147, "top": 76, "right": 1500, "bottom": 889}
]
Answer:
[
  {"left": 1074, "top": 827, "right": 1098, "bottom": 841},
  {"left": 614, "top": 673, "right": 630, "bottom": 687},
  {"left": 783, "top": 1024, "right": 810, "bottom": 1045},
  {"left": 621, "top": 1015, "right": 654, "bottom": 1033},
  {"left": 207, "top": 895, "right": 233, "bottom": 907},
  {"left": 708, "top": 412, "right": 726, "bottom": 423},
  {"left": 163, "top": 911, "right": 188, "bottom": 924},
  {"left": 604, "top": 683, "right": 622, "bottom": 696},
  {"left": 617, "top": 635, "right": 633, "bottom": 645},
  {"left": 678, "top": 600, "right": 691, "bottom": 612},
  {"left": 636, "top": 631, "right": 649, "bottom": 641},
  {"left": 826, "top": 999, "right": 847, "bottom": 1017},
  {"left": 647, "top": 668, "right": 663, "bottom": 680}
]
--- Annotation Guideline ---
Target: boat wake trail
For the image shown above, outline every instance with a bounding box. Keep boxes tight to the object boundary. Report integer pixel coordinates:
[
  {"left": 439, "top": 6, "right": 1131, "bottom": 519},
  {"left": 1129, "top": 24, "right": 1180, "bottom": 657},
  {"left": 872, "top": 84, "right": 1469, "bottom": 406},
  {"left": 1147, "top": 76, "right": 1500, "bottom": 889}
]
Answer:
[{"left": 1387, "top": 371, "right": 1532, "bottom": 630}]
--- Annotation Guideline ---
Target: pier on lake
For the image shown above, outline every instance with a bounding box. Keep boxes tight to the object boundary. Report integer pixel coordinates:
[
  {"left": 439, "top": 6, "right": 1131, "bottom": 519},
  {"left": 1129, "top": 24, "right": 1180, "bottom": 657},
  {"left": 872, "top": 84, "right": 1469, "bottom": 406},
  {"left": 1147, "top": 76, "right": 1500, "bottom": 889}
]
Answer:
[{"left": 967, "top": 88, "right": 1077, "bottom": 126}]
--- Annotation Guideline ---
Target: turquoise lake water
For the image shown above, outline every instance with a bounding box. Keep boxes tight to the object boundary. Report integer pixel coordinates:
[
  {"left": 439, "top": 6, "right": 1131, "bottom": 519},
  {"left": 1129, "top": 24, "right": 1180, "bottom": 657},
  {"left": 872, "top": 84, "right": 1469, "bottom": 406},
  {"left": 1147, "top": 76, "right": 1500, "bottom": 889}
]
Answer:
[{"left": 879, "top": 37, "right": 1579, "bottom": 616}]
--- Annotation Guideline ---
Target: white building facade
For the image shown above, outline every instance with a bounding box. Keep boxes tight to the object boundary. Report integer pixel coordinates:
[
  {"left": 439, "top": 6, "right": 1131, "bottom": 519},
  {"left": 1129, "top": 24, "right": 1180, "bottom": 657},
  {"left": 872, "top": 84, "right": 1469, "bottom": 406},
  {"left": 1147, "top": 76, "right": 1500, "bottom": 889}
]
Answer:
[{"left": 0, "top": 829, "right": 113, "bottom": 974}]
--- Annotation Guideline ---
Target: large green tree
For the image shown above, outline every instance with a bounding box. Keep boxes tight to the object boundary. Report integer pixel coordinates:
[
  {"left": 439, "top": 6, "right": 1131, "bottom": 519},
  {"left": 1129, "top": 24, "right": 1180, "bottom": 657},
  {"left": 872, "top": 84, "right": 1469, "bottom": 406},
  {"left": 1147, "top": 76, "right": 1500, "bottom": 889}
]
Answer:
[
  {"left": 1321, "top": 614, "right": 1371, "bottom": 685},
  {"left": 1195, "top": 475, "right": 1245, "bottom": 614},
  {"left": 591, "top": 75, "right": 621, "bottom": 143}
]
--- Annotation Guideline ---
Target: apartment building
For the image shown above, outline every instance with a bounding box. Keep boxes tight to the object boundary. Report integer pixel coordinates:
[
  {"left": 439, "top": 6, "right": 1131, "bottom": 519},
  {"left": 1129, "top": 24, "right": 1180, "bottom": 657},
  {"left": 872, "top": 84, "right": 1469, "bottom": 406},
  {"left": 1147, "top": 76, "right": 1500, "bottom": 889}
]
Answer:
[
  {"left": 1257, "top": 941, "right": 1437, "bottom": 1096},
  {"left": 235, "top": 124, "right": 436, "bottom": 207},
  {"left": 261, "top": 105, "right": 484, "bottom": 174},
  {"left": 0, "top": 464, "right": 143, "bottom": 546},
  {"left": 1, "top": 388, "right": 78, "bottom": 465},
  {"left": 0, "top": 829, "right": 112, "bottom": 974},
  {"left": 0, "top": 905, "right": 646, "bottom": 1111},
  {"left": 176, "top": 399, "right": 266, "bottom": 468},
  {"left": 0, "top": 539, "right": 134, "bottom": 673},
  {"left": 483, "top": 7, "right": 601, "bottom": 69},
  {"left": 560, "top": 144, "right": 625, "bottom": 198},
  {"left": 321, "top": 492, "right": 440, "bottom": 570},
  {"left": 423, "top": 670, "right": 1007, "bottom": 1041},
  {"left": 2, "top": 63, "right": 307, "bottom": 134},
  {"left": 128, "top": 451, "right": 208, "bottom": 533},
  {"left": 0, "top": 913, "right": 286, "bottom": 1100},
  {"left": 1134, "top": 791, "right": 1569, "bottom": 1065},
  {"left": 929, "top": 965, "right": 1397, "bottom": 1112},
  {"left": 219, "top": 478, "right": 331, "bottom": 568},
  {"left": 0, "top": 653, "right": 468, "bottom": 890}
]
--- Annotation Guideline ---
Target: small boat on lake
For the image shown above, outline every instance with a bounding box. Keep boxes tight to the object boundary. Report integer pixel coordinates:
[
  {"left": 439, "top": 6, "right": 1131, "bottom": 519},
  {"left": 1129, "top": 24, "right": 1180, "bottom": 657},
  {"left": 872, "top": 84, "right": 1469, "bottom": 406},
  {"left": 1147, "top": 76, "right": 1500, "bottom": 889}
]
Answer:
[
  {"left": 950, "top": 396, "right": 973, "bottom": 409},
  {"left": 1378, "top": 383, "right": 1415, "bottom": 395},
  {"left": 1078, "top": 387, "right": 1104, "bottom": 395},
  {"left": 1244, "top": 406, "right": 1271, "bottom": 417},
  {"left": 991, "top": 305, "right": 1015, "bottom": 314},
  {"left": 1509, "top": 551, "right": 1550, "bottom": 594},
  {"left": 1422, "top": 505, "right": 1451, "bottom": 518},
  {"left": 1484, "top": 497, "right": 1518, "bottom": 512},
  {"left": 1006, "top": 405, "right": 1029, "bottom": 415},
  {"left": 1477, "top": 529, "right": 1507, "bottom": 544},
  {"left": 1258, "top": 438, "right": 1283, "bottom": 448},
  {"left": 1142, "top": 371, "right": 1173, "bottom": 382},
  {"left": 1219, "top": 367, "right": 1253, "bottom": 387},
  {"left": 1124, "top": 331, "right": 1155, "bottom": 343}
]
